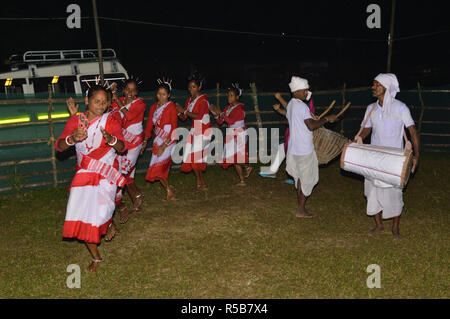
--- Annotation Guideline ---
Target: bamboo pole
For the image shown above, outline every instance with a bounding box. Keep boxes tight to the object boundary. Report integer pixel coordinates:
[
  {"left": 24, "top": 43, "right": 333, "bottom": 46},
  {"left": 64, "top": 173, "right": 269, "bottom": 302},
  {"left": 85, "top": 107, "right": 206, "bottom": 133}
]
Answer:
[
  {"left": 47, "top": 85, "right": 58, "bottom": 187},
  {"left": 92, "top": 0, "right": 104, "bottom": 84},
  {"left": 417, "top": 82, "right": 426, "bottom": 136},
  {"left": 340, "top": 83, "right": 346, "bottom": 134},
  {"left": 386, "top": 0, "right": 396, "bottom": 72},
  {"left": 250, "top": 83, "right": 265, "bottom": 156}
]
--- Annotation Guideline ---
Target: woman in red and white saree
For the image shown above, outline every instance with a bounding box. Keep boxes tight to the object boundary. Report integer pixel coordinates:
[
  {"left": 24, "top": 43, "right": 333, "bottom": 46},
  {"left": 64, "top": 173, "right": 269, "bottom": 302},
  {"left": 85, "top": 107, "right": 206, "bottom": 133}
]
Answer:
[
  {"left": 210, "top": 85, "right": 252, "bottom": 186},
  {"left": 56, "top": 86, "right": 126, "bottom": 272},
  {"left": 141, "top": 80, "right": 178, "bottom": 201},
  {"left": 110, "top": 79, "right": 146, "bottom": 223},
  {"left": 175, "top": 73, "right": 212, "bottom": 192}
]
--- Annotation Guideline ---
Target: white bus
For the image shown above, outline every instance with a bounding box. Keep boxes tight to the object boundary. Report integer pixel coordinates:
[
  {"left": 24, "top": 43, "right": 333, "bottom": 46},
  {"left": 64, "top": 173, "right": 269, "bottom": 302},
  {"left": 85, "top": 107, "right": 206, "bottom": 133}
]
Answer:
[{"left": 0, "top": 49, "right": 129, "bottom": 96}]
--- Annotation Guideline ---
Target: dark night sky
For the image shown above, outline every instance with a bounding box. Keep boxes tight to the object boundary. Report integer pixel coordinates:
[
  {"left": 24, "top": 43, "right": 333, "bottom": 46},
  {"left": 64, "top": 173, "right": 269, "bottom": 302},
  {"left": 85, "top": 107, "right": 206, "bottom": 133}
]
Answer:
[{"left": 0, "top": 0, "right": 449, "bottom": 91}]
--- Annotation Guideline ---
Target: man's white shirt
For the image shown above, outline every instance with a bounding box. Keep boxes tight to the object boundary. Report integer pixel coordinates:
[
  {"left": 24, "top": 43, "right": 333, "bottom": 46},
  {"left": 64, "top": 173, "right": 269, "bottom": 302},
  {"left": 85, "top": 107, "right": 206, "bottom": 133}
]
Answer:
[
  {"left": 362, "top": 99, "right": 415, "bottom": 149},
  {"left": 286, "top": 98, "right": 314, "bottom": 156}
]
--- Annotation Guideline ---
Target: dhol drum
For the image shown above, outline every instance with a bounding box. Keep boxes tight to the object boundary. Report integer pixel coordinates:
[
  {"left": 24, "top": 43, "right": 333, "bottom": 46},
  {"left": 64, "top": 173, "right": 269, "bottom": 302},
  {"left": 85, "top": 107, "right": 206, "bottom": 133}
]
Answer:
[
  {"left": 313, "top": 127, "right": 349, "bottom": 165},
  {"left": 340, "top": 142, "right": 413, "bottom": 188}
]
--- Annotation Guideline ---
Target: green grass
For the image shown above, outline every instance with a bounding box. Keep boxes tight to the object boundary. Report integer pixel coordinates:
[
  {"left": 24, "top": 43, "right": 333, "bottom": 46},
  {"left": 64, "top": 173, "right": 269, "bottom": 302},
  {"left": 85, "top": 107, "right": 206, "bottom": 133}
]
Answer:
[{"left": 0, "top": 152, "right": 448, "bottom": 298}]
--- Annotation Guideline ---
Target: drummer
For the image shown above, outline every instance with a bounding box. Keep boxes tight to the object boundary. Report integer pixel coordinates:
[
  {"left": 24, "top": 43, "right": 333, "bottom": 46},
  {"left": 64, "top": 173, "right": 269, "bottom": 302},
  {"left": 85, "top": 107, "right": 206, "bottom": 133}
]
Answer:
[
  {"left": 285, "top": 76, "right": 337, "bottom": 218},
  {"left": 355, "top": 73, "right": 419, "bottom": 239}
]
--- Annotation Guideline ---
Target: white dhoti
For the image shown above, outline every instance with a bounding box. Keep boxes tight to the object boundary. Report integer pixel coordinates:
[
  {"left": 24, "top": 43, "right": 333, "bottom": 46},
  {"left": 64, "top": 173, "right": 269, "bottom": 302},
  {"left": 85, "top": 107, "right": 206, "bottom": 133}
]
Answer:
[
  {"left": 364, "top": 179, "right": 404, "bottom": 219},
  {"left": 286, "top": 151, "right": 319, "bottom": 196}
]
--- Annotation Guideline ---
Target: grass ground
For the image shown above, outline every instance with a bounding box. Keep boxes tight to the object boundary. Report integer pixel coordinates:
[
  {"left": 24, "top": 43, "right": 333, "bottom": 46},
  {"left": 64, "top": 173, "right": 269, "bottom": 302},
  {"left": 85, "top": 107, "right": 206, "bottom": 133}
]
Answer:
[{"left": 0, "top": 152, "right": 448, "bottom": 298}]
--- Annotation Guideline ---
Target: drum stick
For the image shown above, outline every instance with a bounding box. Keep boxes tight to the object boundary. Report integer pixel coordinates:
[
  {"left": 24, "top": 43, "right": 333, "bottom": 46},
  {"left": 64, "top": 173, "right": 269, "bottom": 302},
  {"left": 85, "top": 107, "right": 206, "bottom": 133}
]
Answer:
[
  {"left": 336, "top": 102, "right": 351, "bottom": 118},
  {"left": 318, "top": 100, "right": 336, "bottom": 119}
]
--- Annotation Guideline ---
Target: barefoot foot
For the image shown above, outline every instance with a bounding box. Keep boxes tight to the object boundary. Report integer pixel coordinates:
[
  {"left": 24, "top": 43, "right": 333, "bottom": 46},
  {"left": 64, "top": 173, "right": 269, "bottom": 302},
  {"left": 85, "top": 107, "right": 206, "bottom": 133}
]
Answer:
[
  {"left": 295, "top": 208, "right": 314, "bottom": 218},
  {"left": 368, "top": 226, "right": 384, "bottom": 236},
  {"left": 87, "top": 258, "right": 103, "bottom": 272},
  {"left": 235, "top": 181, "right": 246, "bottom": 187},
  {"left": 105, "top": 222, "right": 118, "bottom": 242}
]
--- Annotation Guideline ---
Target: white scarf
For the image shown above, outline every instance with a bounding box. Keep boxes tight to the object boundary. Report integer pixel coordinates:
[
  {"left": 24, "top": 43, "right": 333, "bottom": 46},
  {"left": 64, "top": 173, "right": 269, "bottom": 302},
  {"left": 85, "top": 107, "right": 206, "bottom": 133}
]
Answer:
[{"left": 374, "top": 73, "right": 400, "bottom": 119}]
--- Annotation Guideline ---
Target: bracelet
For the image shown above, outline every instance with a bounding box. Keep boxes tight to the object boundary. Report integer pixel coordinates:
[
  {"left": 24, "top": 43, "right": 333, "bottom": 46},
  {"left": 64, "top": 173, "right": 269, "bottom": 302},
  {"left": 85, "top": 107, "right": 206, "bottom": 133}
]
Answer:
[
  {"left": 108, "top": 136, "right": 118, "bottom": 146},
  {"left": 65, "top": 135, "right": 75, "bottom": 146},
  {"left": 120, "top": 105, "right": 127, "bottom": 110},
  {"left": 183, "top": 110, "right": 188, "bottom": 116}
]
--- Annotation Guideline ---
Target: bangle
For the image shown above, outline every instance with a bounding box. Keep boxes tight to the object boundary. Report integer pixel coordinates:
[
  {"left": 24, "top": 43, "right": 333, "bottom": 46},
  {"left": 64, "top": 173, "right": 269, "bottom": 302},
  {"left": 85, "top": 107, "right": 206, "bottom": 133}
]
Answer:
[
  {"left": 65, "top": 135, "right": 75, "bottom": 146},
  {"left": 183, "top": 110, "right": 188, "bottom": 116},
  {"left": 108, "top": 136, "right": 118, "bottom": 146},
  {"left": 120, "top": 105, "right": 127, "bottom": 110}
]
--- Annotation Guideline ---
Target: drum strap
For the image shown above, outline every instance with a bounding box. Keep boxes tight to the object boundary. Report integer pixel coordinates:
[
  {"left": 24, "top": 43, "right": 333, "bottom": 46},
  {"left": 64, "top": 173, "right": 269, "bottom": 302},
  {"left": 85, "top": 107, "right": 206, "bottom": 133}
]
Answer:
[{"left": 356, "top": 103, "right": 411, "bottom": 150}]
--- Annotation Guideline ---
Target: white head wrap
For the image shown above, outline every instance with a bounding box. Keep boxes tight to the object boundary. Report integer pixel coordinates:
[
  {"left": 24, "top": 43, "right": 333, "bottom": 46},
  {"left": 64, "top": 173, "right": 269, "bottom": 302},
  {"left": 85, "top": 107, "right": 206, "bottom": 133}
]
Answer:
[
  {"left": 289, "top": 76, "right": 312, "bottom": 100},
  {"left": 374, "top": 73, "right": 400, "bottom": 118}
]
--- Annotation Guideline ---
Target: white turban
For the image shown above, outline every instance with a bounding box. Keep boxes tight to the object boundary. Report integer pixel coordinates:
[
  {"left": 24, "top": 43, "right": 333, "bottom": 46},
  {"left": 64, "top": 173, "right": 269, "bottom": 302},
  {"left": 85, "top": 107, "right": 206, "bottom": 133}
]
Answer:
[
  {"left": 289, "top": 76, "right": 312, "bottom": 100},
  {"left": 374, "top": 73, "right": 400, "bottom": 118}
]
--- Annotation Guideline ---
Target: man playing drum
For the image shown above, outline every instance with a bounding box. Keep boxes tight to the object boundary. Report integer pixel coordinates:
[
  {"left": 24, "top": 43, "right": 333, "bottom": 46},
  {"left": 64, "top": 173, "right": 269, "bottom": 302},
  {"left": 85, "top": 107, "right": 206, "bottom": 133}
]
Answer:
[
  {"left": 285, "top": 76, "right": 338, "bottom": 218},
  {"left": 356, "top": 73, "right": 419, "bottom": 239}
]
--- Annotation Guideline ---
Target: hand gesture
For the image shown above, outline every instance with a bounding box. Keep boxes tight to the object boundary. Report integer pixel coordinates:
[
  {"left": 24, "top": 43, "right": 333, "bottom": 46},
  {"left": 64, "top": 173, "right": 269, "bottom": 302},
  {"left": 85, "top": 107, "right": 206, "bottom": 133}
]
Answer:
[
  {"left": 140, "top": 139, "right": 148, "bottom": 156},
  {"left": 66, "top": 97, "right": 79, "bottom": 117},
  {"left": 100, "top": 126, "right": 114, "bottom": 144},
  {"left": 72, "top": 128, "right": 87, "bottom": 142},
  {"left": 175, "top": 102, "right": 185, "bottom": 114},
  {"left": 273, "top": 103, "right": 281, "bottom": 111},
  {"left": 326, "top": 114, "right": 338, "bottom": 123},
  {"left": 110, "top": 82, "right": 119, "bottom": 100},
  {"left": 411, "top": 157, "right": 419, "bottom": 173},
  {"left": 209, "top": 104, "right": 220, "bottom": 116},
  {"left": 157, "top": 144, "right": 166, "bottom": 156},
  {"left": 274, "top": 93, "right": 282, "bottom": 101}
]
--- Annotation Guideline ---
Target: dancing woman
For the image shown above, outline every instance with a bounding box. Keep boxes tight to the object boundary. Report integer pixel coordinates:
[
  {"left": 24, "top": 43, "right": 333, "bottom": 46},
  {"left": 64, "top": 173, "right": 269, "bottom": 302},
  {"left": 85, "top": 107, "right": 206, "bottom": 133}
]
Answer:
[
  {"left": 210, "top": 84, "right": 252, "bottom": 186},
  {"left": 141, "top": 79, "right": 178, "bottom": 201},
  {"left": 56, "top": 85, "right": 126, "bottom": 272},
  {"left": 110, "top": 79, "right": 146, "bottom": 223},
  {"left": 175, "top": 72, "right": 212, "bottom": 192}
]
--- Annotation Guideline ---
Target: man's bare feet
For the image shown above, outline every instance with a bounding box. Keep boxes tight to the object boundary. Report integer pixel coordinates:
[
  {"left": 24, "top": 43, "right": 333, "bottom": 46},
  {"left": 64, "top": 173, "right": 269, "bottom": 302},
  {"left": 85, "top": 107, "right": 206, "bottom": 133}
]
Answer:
[
  {"left": 368, "top": 225, "right": 384, "bottom": 236},
  {"left": 235, "top": 180, "right": 246, "bottom": 187},
  {"left": 105, "top": 222, "right": 118, "bottom": 242},
  {"left": 295, "top": 208, "right": 314, "bottom": 218},
  {"left": 392, "top": 228, "right": 402, "bottom": 240}
]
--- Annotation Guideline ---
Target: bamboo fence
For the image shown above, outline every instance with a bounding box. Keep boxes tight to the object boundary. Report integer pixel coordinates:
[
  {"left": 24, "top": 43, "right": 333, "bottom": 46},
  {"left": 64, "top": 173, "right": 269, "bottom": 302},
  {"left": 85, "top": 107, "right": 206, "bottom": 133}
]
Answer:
[{"left": 0, "top": 83, "right": 449, "bottom": 192}]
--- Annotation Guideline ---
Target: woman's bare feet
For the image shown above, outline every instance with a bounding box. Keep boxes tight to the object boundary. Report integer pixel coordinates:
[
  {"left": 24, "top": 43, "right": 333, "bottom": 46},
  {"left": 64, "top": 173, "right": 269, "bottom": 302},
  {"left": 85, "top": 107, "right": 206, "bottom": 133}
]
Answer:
[
  {"left": 105, "top": 222, "right": 118, "bottom": 242},
  {"left": 87, "top": 258, "right": 103, "bottom": 272},
  {"left": 163, "top": 187, "right": 176, "bottom": 202},
  {"left": 244, "top": 166, "right": 252, "bottom": 178},
  {"left": 133, "top": 192, "right": 144, "bottom": 211},
  {"left": 118, "top": 202, "right": 130, "bottom": 224},
  {"left": 235, "top": 180, "right": 246, "bottom": 187}
]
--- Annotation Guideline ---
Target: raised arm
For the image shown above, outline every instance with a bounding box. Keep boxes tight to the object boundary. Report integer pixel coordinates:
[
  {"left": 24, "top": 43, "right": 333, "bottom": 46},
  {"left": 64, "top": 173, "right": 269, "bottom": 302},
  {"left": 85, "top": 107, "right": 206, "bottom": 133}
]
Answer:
[{"left": 275, "top": 93, "right": 288, "bottom": 108}]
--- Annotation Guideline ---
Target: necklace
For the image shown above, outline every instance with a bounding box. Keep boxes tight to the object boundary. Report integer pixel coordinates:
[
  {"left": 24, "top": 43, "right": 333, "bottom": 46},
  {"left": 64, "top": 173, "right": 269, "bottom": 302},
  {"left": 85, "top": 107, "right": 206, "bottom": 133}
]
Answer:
[{"left": 85, "top": 115, "right": 102, "bottom": 151}]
